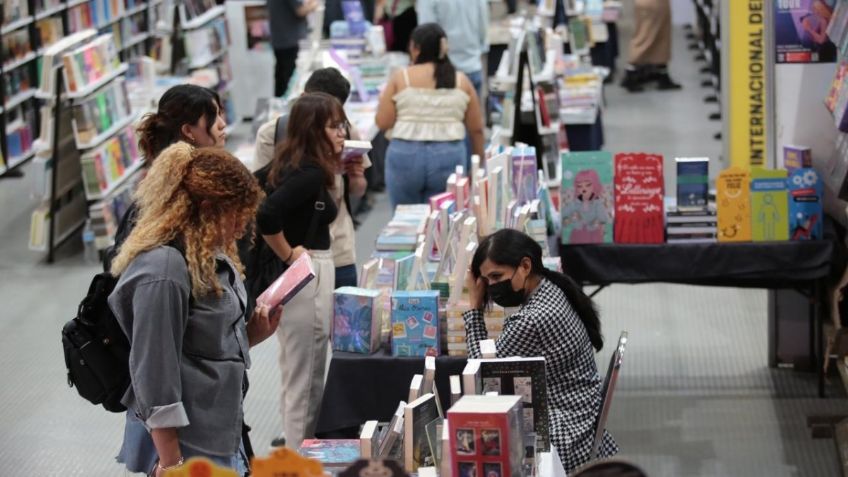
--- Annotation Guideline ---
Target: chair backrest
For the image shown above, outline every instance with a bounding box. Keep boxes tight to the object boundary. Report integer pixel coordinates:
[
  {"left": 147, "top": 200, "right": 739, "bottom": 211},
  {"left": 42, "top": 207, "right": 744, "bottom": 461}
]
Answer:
[{"left": 590, "top": 331, "right": 627, "bottom": 460}]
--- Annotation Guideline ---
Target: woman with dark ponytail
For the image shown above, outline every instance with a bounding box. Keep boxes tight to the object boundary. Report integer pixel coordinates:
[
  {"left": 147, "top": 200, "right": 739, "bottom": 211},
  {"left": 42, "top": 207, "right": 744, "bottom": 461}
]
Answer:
[
  {"left": 464, "top": 229, "right": 618, "bottom": 472},
  {"left": 376, "top": 23, "right": 484, "bottom": 208},
  {"left": 105, "top": 84, "right": 227, "bottom": 270}
]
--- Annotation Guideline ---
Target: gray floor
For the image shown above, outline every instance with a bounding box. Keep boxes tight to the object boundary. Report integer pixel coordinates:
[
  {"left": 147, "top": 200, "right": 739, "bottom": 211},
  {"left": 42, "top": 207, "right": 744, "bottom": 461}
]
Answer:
[{"left": 0, "top": 19, "right": 845, "bottom": 477}]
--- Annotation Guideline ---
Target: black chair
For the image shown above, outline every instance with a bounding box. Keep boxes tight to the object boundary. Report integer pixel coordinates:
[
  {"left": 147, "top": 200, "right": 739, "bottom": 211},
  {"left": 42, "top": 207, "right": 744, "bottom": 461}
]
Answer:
[{"left": 590, "top": 331, "right": 627, "bottom": 460}]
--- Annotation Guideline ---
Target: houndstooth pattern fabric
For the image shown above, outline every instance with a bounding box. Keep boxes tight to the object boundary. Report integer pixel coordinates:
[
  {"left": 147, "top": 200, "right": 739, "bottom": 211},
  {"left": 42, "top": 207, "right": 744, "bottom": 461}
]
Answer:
[{"left": 463, "top": 278, "right": 619, "bottom": 473}]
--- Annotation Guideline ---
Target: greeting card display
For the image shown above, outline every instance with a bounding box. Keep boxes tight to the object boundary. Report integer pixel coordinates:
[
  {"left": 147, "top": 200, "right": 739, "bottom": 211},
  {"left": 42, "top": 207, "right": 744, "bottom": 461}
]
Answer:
[
  {"left": 788, "top": 168, "right": 824, "bottom": 240},
  {"left": 613, "top": 153, "right": 664, "bottom": 244},
  {"left": 560, "top": 151, "right": 614, "bottom": 244},
  {"left": 750, "top": 168, "right": 789, "bottom": 242},
  {"left": 391, "top": 290, "right": 441, "bottom": 357},
  {"left": 332, "top": 287, "right": 382, "bottom": 354},
  {"left": 716, "top": 167, "right": 752, "bottom": 242}
]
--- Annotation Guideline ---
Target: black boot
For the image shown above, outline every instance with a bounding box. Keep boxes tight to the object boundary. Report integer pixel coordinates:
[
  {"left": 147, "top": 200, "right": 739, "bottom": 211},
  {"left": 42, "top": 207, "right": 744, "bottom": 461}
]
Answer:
[
  {"left": 620, "top": 68, "right": 644, "bottom": 92},
  {"left": 651, "top": 65, "right": 682, "bottom": 90}
]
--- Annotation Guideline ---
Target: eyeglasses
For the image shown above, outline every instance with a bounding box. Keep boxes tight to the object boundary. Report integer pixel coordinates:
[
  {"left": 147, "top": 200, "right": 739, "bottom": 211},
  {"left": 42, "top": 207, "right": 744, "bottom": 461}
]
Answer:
[{"left": 326, "top": 121, "right": 349, "bottom": 134}]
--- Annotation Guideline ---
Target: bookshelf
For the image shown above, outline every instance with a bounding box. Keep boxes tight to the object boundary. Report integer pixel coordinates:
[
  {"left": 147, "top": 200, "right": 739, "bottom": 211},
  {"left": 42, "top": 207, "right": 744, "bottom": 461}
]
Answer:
[
  {"left": 0, "top": 0, "right": 157, "bottom": 180},
  {"left": 30, "top": 30, "right": 142, "bottom": 261}
]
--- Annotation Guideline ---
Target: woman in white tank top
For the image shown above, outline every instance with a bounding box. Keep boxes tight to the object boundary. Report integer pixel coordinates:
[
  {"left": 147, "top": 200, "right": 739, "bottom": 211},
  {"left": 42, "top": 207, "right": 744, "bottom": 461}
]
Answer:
[{"left": 376, "top": 23, "right": 485, "bottom": 208}]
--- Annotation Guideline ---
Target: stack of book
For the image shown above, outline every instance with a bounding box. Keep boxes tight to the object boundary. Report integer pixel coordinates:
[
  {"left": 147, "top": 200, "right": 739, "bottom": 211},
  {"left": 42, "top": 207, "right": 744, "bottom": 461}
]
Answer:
[
  {"left": 376, "top": 204, "right": 430, "bottom": 252},
  {"left": 665, "top": 207, "right": 717, "bottom": 243},
  {"left": 445, "top": 305, "right": 505, "bottom": 357},
  {"left": 62, "top": 34, "right": 122, "bottom": 94},
  {"left": 79, "top": 126, "right": 141, "bottom": 200}
]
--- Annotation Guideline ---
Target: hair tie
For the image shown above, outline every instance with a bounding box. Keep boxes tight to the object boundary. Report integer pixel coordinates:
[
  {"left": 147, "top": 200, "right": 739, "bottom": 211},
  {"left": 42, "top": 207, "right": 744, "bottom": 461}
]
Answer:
[{"left": 439, "top": 37, "right": 449, "bottom": 60}]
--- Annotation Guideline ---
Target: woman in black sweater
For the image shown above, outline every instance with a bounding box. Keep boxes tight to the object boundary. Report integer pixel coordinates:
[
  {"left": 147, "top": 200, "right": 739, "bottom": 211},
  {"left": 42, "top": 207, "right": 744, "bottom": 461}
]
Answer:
[{"left": 255, "top": 92, "right": 346, "bottom": 448}]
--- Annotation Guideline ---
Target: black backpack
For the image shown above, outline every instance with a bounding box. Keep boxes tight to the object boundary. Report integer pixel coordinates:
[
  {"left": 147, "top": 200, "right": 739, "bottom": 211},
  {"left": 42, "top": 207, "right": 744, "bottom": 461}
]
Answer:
[
  {"left": 63, "top": 243, "right": 188, "bottom": 412},
  {"left": 61, "top": 272, "right": 130, "bottom": 412}
]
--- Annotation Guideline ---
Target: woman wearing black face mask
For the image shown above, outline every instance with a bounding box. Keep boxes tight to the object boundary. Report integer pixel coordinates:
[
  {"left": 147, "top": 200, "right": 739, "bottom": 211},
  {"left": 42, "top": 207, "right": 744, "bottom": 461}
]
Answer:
[{"left": 463, "top": 229, "right": 618, "bottom": 472}]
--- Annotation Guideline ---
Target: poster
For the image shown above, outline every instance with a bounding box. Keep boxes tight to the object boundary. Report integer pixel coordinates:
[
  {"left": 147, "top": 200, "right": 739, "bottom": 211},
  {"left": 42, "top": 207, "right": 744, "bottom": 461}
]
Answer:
[
  {"left": 774, "top": 0, "right": 838, "bottom": 63},
  {"left": 728, "top": 0, "right": 768, "bottom": 167}
]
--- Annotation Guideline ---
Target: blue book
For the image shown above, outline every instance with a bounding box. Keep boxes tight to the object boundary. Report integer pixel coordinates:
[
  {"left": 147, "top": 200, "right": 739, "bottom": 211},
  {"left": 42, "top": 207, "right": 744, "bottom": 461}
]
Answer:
[
  {"left": 675, "top": 157, "right": 709, "bottom": 210},
  {"left": 788, "top": 168, "right": 823, "bottom": 241},
  {"left": 391, "top": 290, "right": 441, "bottom": 357},
  {"left": 333, "top": 287, "right": 382, "bottom": 354}
]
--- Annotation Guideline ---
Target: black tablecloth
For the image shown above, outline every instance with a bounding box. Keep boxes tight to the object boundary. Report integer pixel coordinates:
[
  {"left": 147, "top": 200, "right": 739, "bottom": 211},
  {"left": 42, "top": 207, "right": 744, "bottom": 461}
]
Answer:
[
  {"left": 315, "top": 349, "right": 468, "bottom": 437},
  {"left": 565, "top": 112, "right": 605, "bottom": 151},
  {"left": 559, "top": 239, "right": 833, "bottom": 289}
]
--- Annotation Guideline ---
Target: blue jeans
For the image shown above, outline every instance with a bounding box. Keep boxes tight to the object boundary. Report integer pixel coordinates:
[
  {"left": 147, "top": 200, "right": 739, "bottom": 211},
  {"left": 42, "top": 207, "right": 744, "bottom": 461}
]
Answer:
[
  {"left": 385, "top": 139, "right": 467, "bottom": 208},
  {"left": 335, "top": 264, "right": 358, "bottom": 288},
  {"left": 117, "top": 411, "right": 249, "bottom": 475}
]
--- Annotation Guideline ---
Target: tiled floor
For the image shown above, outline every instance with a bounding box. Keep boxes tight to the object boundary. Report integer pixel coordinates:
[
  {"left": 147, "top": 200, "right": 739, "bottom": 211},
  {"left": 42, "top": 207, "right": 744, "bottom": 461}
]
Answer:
[{"left": 0, "top": 10, "right": 845, "bottom": 477}]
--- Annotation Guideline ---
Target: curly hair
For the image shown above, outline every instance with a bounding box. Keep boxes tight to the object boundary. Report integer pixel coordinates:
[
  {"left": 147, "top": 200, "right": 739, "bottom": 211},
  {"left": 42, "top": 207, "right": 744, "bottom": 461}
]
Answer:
[{"left": 111, "top": 143, "right": 264, "bottom": 297}]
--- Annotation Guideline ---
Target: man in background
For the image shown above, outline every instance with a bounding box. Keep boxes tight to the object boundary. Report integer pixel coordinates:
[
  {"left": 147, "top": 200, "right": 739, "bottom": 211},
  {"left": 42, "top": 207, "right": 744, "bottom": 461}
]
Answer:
[
  {"left": 269, "top": 0, "right": 319, "bottom": 97},
  {"left": 416, "top": 0, "right": 489, "bottom": 100}
]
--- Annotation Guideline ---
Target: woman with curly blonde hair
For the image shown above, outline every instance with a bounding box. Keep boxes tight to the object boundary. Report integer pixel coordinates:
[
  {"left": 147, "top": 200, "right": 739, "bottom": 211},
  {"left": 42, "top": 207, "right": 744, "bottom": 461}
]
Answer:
[{"left": 109, "top": 144, "right": 279, "bottom": 476}]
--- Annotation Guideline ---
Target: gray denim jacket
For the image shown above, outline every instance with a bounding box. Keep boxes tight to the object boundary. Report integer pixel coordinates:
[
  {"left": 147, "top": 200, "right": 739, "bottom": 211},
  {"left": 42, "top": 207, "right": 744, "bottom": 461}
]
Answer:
[{"left": 108, "top": 246, "right": 251, "bottom": 457}]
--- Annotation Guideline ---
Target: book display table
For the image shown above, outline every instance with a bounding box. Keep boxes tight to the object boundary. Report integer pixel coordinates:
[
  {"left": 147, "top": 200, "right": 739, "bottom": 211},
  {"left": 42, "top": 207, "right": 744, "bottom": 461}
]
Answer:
[
  {"left": 559, "top": 235, "right": 836, "bottom": 396},
  {"left": 315, "top": 350, "right": 467, "bottom": 438},
  {"left": 564, "top": 112, "right": 605, "bottom": 151}
]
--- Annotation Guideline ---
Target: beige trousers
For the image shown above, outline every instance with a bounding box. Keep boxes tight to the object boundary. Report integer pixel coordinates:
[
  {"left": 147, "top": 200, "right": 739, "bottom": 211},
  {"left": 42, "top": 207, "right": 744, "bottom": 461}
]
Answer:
[
  {"left": 276, "top": 249, "right": 334, "bottom": 449},
  {"left": 628, "top": 0, "right": 672, "bottom": 65}
]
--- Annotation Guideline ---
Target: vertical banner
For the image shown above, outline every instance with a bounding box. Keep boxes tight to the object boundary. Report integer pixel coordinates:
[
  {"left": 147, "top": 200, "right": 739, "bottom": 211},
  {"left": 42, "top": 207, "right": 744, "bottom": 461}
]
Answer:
[{"left": 727, "top": 0, "right": 768, "bottom": 168}]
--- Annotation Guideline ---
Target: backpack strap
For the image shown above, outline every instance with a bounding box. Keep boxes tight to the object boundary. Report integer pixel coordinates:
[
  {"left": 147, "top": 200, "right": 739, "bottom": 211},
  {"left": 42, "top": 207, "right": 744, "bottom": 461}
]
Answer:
[
  {"left": 302, "top": 199, "right": 325, "bottom": 250},
  {"left": 273, "top": 114, "right": 287, "bottom": 148}
]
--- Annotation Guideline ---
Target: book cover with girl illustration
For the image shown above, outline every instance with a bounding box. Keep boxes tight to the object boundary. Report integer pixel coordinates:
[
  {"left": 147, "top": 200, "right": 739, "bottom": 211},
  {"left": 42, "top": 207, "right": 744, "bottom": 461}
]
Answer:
[{"left": 560, "top": 151, "right": 614, "bottom": 244}]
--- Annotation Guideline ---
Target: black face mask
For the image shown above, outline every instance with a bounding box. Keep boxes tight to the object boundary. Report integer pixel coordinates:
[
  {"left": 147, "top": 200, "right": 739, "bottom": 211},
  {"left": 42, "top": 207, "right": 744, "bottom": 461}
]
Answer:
[{"left": 487, "top": 270, "right": 526, "bottom": 308}]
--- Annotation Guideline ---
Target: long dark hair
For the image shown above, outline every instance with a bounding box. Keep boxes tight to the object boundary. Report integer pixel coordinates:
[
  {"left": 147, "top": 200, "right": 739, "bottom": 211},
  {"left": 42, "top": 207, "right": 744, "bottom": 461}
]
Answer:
[
  {"left": 136, "top": 84, "right": 221, "bottom": 165},
  {"left": 267, "top": 92, "right": 345, "bottom": 189},
  {"left": 471, "top": 229, "right": 604, "bottom": 351},
  {"left": 410, "top": 23, "right": 456, "bottom": 89}
]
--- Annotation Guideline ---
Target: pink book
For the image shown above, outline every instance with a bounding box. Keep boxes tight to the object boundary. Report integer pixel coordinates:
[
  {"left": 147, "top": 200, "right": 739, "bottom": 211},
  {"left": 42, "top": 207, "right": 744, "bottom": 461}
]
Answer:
[{"left": 256, "top": 252, "right": 316, "bottom": 308}]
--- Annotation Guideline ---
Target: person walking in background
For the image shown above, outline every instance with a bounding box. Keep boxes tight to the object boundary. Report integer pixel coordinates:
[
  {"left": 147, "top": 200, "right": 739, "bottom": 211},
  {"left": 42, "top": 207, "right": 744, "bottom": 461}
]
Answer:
[
  {"left": 253, "top": 68, "right": 370, "bottom": 293},
  {"left": 255, "top": 93, "right": 347, "bottom": 449},
  {"left": 376, "top": 23, "right": 485, "bottom": 208},
  {"left": 374, "top": 0, "right": 417, "bottom": 52},
  {"left": 269, "top": 0, "right": 319, "bottom": 97},
  {"left": 416, "top": 0, "right": 489, "bottom": 100},
  {"left": 620, "top": 0, "right": 681, "bottom": 92}
]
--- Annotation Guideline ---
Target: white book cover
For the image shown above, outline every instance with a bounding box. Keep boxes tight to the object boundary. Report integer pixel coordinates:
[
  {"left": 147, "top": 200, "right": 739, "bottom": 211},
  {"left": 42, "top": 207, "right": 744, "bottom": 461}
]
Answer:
[{"left": 359, "top": 420, "right": 380, "bottom": 459}]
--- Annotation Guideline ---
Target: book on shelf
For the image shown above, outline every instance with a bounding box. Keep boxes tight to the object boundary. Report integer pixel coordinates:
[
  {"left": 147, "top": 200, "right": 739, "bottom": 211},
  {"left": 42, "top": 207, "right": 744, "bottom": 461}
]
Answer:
[
  {"left": 561, "top": 151, "right": 614, "bottom": 244},
  {"left": 3, "top": 28, "right": 33, "bottom": 69},
  {"left": 332, "top": 287, "right": 382, "bottom": 354},
  {"left": 478, "top": 356, "right": 550, "bottom": 452},
  {"left": 256, "top": 252, "right": 316, "bottom": 308},
  {"left": 296, "top": 439, "right": 360, "bottom": 469},
  {"left": 512, "top": 146, "right": 538, "bottom": 206},
  {"left": 67, "top": 1, "right": 95, "bottom": 34},
  {"left": 377, "top": 204, "right": 429, "bottom": 252},
  {"left": 182, "top": 0, "right": 220, "bottom": 23},
  {"left": 359, "top": 420, "right": 381, "bottom": 460},
  {"left": 378, "top": 401, "right": 406, "bottom": 459},
  {"left": 36, "top": 16, "right": 64, "bottom": 51},
  {"left": 183, "top": 16, "right": 229, "bottom": 68},
  {"left": 404, "top": 393, "right": 440, "bottom": 472},
  {"left": 788, "top": 167, "right": 824, "bottom": 241},
  {"left": 716, "top": 167, "right": 751, "bottom": 242},
  {"left": 783, "top": 145, "right": 812, "bottom": 174},
  {"left": 613, "top": 153, "right": 664, "bottom": 244},
  {"left": 447, "top": 395, "right": 526, "bottom": 477},
  {"left": 79, "top": 126, "right": 140, "bottom": 199},
  {"left": 71, "top": 78, "right": 132, "bottom": 148},
  {"left": 750, "top": 167, "right": 789, "bottom": 242},
  {"left": 675, "top": 157, "right": 710, "bottom": 210},
  {"left": 62, "top": 34, "right": 122, "bottom": 94},
  {"left": 3, "top": 0, "right": 30, "bottom": 24}
]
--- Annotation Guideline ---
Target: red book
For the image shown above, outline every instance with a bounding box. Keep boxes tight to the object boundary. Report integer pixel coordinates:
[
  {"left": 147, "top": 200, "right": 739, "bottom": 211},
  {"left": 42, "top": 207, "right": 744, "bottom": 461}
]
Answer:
[
  {"left": 447, "top": 395, "right": 524, "bottom": 477},
  {"left": 257, "top": 252, "right": 316, "bottom": 308},
  {"left": 613, "top": 153, "right": 665, "bottom": 244}
]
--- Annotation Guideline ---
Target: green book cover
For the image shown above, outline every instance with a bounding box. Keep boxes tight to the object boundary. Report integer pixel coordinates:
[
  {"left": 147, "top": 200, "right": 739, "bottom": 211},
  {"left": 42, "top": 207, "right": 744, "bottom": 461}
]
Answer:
[
  {"left": 96, "top": 95, "right": 110, "bottom": 132},
  {"left": 561, "top": 151, "right": 614, "bottom": 244},
  {"left": 750, "top": 167, "right": 789, "bottom": 241}
]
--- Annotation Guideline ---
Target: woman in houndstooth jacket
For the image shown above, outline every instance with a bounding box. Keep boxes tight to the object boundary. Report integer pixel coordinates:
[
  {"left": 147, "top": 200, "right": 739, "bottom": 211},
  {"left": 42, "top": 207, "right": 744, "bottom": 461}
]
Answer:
[{"left": 462, "top": 229, "right": 618, "bottom": 472}]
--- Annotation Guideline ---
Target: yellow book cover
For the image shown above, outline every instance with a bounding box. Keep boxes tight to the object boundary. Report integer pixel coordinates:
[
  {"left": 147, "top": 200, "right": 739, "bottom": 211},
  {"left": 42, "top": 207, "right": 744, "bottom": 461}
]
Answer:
[
  {"left": 252, "top": 448, "right": 324, "bottom": 477},
  {"left": 717, "top": 167, "right": 752, "bottom": 242}
]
